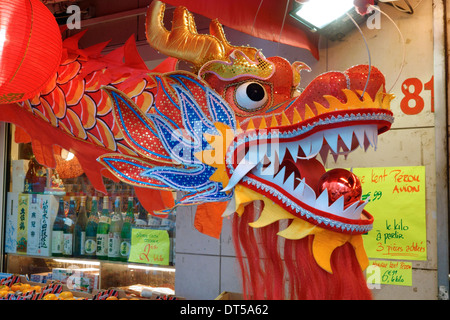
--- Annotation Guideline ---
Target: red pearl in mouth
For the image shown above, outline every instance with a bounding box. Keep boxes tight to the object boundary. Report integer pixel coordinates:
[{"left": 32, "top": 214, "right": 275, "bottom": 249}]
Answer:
[{"left": 317, "top": 168, "right": 362, "bottom": 208}]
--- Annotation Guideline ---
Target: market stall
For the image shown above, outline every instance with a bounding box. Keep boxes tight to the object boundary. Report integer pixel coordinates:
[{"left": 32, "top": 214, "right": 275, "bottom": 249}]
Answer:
[{"left": 0, "top": 0, "right": 448, "bottom": 302}]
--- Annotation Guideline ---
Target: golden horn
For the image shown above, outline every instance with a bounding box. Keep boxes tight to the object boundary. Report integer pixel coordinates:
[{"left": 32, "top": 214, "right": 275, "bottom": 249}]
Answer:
[{"left": 145, "top": 1, "right": 226, "bottom": 68}]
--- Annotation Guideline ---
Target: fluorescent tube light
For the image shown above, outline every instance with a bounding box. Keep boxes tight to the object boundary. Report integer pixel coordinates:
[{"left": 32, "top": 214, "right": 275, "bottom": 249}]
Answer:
[
  {"left": 53, "top": 259, "right": 100, "bottom": 265},
  {"left": 127, "top": 265, "right": 176, "bottom": 272}
]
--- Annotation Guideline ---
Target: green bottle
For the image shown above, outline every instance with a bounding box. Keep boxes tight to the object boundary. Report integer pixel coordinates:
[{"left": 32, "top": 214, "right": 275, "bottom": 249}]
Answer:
[
  {"left": 51, "top": 198, "right": 65, "bottom": 257},
  {"left": 120, "top": 197, "right": 135, "bottom": 262},
  {"left": 96, "top": 196, "right": 110, "bottom": 260},
  {"left": 73, "top": 196, "right": 87, "bottom": 257},
  {"left": 84, "top": 196, "right": 98, "bottom": 258},
  {"left": 63, "top": 196, "right": 76, "bottom": 257},
  {"left": 108, "top": 197, "right": 124, "bottom": 261}
]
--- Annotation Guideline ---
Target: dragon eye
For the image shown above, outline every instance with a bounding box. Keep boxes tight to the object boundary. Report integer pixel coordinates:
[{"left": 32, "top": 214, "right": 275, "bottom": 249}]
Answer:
[{"left": 235, "top": 82, "right": 268, "bottom": 111}]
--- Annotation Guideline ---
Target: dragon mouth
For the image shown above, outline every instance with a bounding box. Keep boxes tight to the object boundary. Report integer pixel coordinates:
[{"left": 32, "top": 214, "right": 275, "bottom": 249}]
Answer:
[{"left": 225, "top": 106, "right": 394, "bottom": 234}]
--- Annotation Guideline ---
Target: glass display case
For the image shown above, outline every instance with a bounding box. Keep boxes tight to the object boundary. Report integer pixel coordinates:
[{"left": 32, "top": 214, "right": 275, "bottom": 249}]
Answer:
[
  {"left": 1, "top": 124, "right": 176, "bottom": 298},
  {"left": 4, "top": 254, "right": 175, "bottom": 296}
]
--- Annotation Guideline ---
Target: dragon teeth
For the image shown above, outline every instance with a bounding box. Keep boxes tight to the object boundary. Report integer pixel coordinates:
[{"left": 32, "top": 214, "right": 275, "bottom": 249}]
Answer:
[
  {"left": 296, "top": 124, "right": 378, "bottom": 160},
  {"left": 230, "top": 124, "right": 379, "bottom": 218},
  {"left": 246, "top": 124, "right": 380, "bottom": 219}
]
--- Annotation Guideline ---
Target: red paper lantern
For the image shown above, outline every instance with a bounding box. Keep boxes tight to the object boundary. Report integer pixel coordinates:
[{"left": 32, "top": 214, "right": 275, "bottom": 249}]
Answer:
[{"left": 0, "top": 0, "right": 62, "bottom": 103}]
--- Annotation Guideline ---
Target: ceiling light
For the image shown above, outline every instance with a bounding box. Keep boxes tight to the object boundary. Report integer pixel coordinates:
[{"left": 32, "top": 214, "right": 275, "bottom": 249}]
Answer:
[
  {"left": 290, "top": 0, "right": 370, "bottom": 41},
  {"left": 290, "top": 0, "right": 355, "bottom": 30}
]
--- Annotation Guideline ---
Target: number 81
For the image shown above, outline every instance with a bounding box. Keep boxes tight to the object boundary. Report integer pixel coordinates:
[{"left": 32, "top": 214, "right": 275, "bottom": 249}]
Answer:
[{"left": 400, "top": 76, "right": 434, "bottom": 115}]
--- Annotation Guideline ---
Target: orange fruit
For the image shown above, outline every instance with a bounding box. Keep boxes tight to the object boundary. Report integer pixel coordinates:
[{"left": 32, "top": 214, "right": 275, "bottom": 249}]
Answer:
[
  {"left": 119, "top": 298, "right": 128, "bottom": 300},
  {"left": 21, "top": 283, "right": 31, "bottom": 290},
  {"left": 0, "top": 290, "right": 9, "bottom": 298},
  {"left": 58, "top": 291, "right": 73, "bottom": 300},
  {"left": 10, "top": 283, "right": 23, "bottom": 292},
  {"left": 0, "top": 285, "right": 9, "bottom": 291},
  {"left": 43, "top": 293, "right": 58, "bottom": 300},
  {"left": 105, "top": 296, "right": 118, "bottom": 300},
  {"left": 32, "top": 285, "right": 42, "bottom": 293}
]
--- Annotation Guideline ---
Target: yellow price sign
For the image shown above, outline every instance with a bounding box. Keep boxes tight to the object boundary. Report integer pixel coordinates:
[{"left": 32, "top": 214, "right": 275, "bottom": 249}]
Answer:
[
  {"left": 128, "top": 229, "right": 170, "bottom": 265},
  {"left": 353, "top": 166, "right": 427, "bottom": 261},
  {"left": 366, "top": 260, "right": 413, "bottom": 287}
]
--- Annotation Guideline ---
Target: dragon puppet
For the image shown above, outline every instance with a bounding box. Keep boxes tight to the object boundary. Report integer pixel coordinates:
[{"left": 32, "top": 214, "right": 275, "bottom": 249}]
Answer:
[{"left": 0, "top": 1, "right": 394, "bottom": 299}]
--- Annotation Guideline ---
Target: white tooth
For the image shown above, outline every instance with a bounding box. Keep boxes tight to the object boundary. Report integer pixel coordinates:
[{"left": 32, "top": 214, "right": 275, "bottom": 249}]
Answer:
[
  {"left": 372, "top": 127, "right": 378, "bottom": 150},
  {"left": 255, "top": 154, "right": 270, "bottom": 173},
  {"left": 284, "top": 172, "right": 296, "bottom": 192},
  {"left": 324, "top": 129, "right": 339, "bottom": 153},
  {"left": 262, "top": 162, "right": 276, "bottom": 176},
  {"left": 262, "top": 151, "right": 279, "bottom": 176},
  {"left": 309, "top": 135, "right": 323, "bottom": 158},
  {"left": 315, "top": 188, "right": 329, "bottom": 211},
  {"left": 222, "top": 195, "right": 236, "bottom": 217},
  {"left": 354, "top": 126, "right": 365, "bottom": 149},
  {"left": 277, "top": 146, "right": 287, "bottom": 166},
  {"left": 273, "top": 167, "right": 286, "bottom": 186},
  {"left": 286, "top": 142, "right": 299, "bottom": 159},
  {"left": 293, "top": 178, "right": 306, "bottom": 198},
  {"left": 365, "top": 126, "right": 376, "bottom": 148},
  {"left": 339, "top": 127, "right": 354, "bottom": 151},
  {"left": 222, "top": 149, "right": 260, "bottom": 191},
  {"left": 302, "top": 182, "right": 317, "bottom": 207},
  {"left": 299, "top": 138, "right": 312, "bottom": 157},
  {"left": 349, "top": 200, "right": 369, "bottom": 220},
  {"left": 328, "top": 196, "right": 345, "bottom": 215},
  {"left": 342, "top": 201, "right": 361, "bottom": 218},
  {"left": 298, "top": 133, "right": 323, "bottom": 159}
]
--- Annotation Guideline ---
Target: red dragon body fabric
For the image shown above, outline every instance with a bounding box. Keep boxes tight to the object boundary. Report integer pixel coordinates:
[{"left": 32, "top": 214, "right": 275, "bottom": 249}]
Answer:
[{"left": 0, "top": 1, "right": 394, "bottom": 299}]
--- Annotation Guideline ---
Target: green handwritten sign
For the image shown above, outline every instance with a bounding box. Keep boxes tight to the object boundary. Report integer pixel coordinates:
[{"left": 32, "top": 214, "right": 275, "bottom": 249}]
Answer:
[
  {"left": 128, "top": 228, "right": 170, "bottom": 265},
  {"left": 366, "top": 260, "right": 412, "bottom": 287},
  {"left": 353, "top": 166, "right": 427, "bottom": 261}
]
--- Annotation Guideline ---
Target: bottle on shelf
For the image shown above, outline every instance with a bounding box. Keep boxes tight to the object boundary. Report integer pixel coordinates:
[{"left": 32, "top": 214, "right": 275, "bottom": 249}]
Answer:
[
  {"left": 62, "top": 196, "right": 77, "bottom": 257},
  {"left": 73, "top": 196, "right": 88, "bottom": 258},
  {"left": 96, "top": 196, "right": 110, "bottom": 260},
  {"left": 51, "top": 198, "right": 65, "bottom": 257},
  {"left": 120, "top": 197, "right": 135, "bottom": 262},
  {"left": 135, "top": 202, "right": 148, "bottom": 227},
  {"left": 108, "top": 196, "right": 124, "bottom": 261},
  {"left": 85, "top": 196, "right": 99, "bottom": 258}
]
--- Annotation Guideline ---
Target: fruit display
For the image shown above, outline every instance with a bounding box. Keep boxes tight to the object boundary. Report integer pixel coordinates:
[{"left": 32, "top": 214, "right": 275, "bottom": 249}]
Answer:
[
  {"left": 0, "top": 276, "right": 119, "bottom": 300},
  {"left": 0, "top": 275, "right": 182, "bottom": 300}
]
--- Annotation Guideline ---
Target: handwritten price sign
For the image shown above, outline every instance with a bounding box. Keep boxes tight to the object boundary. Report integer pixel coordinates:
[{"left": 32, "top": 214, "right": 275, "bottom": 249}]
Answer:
[
  {"left": 366, "top": 260, "right": 413, "bottom": 287},
  {"left": 128, "top": 229, "right": 170, "bottom": 265},
  {"left": 353, "top": 166, "right": 427, "bottom": 261}
]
